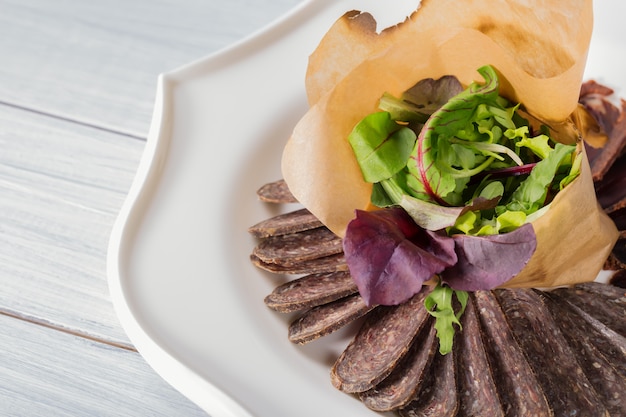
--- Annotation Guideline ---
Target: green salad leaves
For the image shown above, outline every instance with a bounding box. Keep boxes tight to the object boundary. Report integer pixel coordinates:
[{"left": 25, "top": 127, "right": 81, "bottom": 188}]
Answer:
[{"left": 343, "top": 65, "right": 581, "bottom": 354}]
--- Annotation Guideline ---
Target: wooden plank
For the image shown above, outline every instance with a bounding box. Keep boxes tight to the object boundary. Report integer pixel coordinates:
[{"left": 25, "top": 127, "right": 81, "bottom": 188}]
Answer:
[
  {"left": 0, "top": 313, "right": 207, "bottom": 416},
  {"left": 0, "top": 0, "right": 303, "bottom": 137},
  {"left": 0, "top": 103, "right": 143, "bottom": 344}
]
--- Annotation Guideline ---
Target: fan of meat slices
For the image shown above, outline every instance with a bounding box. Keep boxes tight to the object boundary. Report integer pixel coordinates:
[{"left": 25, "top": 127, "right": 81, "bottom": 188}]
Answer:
[{"left": 248, "top": 1, "right": 626, "bottom": 416}]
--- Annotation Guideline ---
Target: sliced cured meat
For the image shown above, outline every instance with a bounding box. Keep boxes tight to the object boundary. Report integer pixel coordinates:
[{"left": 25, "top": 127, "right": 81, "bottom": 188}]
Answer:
[
  {"left": 611, "top": 237, "right": 626, "bottom": 270},
  {"left": 544, "top": 292, "right": 626, "bottom": 376},
  {"left": 248, "top": 208, "right": 323, "bottom": 238},
  {"left": 540, "top": 290, "right": 626, "bottom": 415},
  {"left": 550, "top": 286, "right": 626, "bottom": 337},
  {"left": 398, "top": 342, "right": 458, "bottom": 417},
  {"left": 264, "top": 271, "right": 357, "bottom": 313},
  {"left": 330, "top": 288, "right": 431, "bottom": 393},
  {"left": 256, "top": 179, "right": 297, "bottom": 203},
  {"left": 472, "top": 291, "right": 551, "bottom": 417},
  {"left": 610, "top": 269, "right": 626, "bottom": 288},
  {"left": 252, "top": 227, "right": 342, "bottom": 266},
  {"left": 495, "top": 288, "right": 609, "bottom": 417},
  {"left": 609, "top": 206, "right": 626, "bottom": 232},
  {"left": 573, "top": 282, "right": 626, "bottom": 306},
  {"left": 595, "top": 153, "right": 626, "bottom": 213},
  {"left": 455, "top": 296, "right": 504, "bottom": 417},
  {"left": 250, "top": 253, "right": 348, "bottom": 275},
  {"left": 359, "top": 323, "right": 437, "bottom": 411},
  {"left": 578, "top": 82, "right": 626, "bottom": 182},
  {"left": 580, "top": 79, "right": 615, "bottom": 98},
  {"left": 288, "top": 294, "right": 374, "bottom": 344}
]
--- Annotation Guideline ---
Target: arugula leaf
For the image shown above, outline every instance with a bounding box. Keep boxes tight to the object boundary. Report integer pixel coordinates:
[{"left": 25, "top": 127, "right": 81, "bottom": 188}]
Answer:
[{"left": 424, "top": 283, "right": 468, "bottom": 355}]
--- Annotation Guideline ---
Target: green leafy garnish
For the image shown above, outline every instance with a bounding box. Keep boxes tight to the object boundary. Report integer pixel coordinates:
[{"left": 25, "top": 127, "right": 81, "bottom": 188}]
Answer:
[
  {"left": 345, "top": 64, "right": 581, "bottom": 354},
  {"left": 348, "top": 112, "right": 416, "bottom": 183},
  {"left": 424, "top": 282, "right": 468, "bottom": 355},
  {"left": 348, "top": 64, "right": 579, "bottom": 233}
]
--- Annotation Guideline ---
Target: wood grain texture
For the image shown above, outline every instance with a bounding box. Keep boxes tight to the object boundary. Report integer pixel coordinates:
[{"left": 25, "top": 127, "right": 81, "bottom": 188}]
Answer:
[
  {"left": 0, "top": 103, "right": 143, "bottom": 344},
  {"left": 0, "top": 314, "right": 206, "bottom": 416},
  {"left": 0, "top": 0, "right": 304, "bottom": 414},
  {"left": 0, "top": 0, "right": 304, "bottom": 137}
]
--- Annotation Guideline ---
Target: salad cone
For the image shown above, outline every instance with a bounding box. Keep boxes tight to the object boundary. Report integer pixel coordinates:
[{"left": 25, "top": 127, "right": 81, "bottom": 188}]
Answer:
[{"left": 282, "top": 0, "right": 619, "bottom": 288}]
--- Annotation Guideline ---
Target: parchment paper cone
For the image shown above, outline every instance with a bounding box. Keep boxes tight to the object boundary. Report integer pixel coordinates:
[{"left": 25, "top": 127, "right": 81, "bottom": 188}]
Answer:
[{"left": 282, "top": 0, "right": 619, "bottom": 289}]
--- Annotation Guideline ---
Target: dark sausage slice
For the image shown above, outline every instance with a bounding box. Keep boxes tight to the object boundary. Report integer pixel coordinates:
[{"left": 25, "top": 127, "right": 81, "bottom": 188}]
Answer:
[
  {"left": 398, "top": 342, "right": 458, "bottom": 417},
  {"left": 540, "top": 290, "right": 626, "bottom": 415},
  {"left": 611, "top": 269, "right": 626, "bottom": 288},
  {"left": 550, "top": 286, "right": 626, "bottom": 337},
  {"left": 250, "top": 253, "right": 347, "bottom": 275},
  {"left": 495, "top": 288, "right": 609, "bottom": 417},
  {"left": 330, "top": 288, "right": 432, "bottom": 393},
  {"left": 359, "top": 322, "right": 437, "bottom": 411},
  {"left": 545, "top": 291, "right": 626, "bottom": 378},
  {"left": 288, "top": 294, "right": 374, "bottom": 344},
  {"left": 256, "top": 179, "right": 297, "bottom": 203},
  {"left": 248, "top": 208, "right": 323, "bottom": 238},
  {"left": 455, "top": 296, "right": 504, "bottom": 417},
  {"left": 572, "top": 282, "right": 626, "bottom": 307},
  {"left": 252, "top": 227, "right": 342, "bottom": 266},
  {"left": 264, "top": 271, "right": 357, "bottom": 313},
  {"left": 473, "top": 291, "right": 551, "bottom": 417}
]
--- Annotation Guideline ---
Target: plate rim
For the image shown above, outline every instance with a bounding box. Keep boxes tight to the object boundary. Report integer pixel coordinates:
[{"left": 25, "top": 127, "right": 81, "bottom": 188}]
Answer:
[{"left": 105, "top": 1, "right": 325, "bottom": 415}]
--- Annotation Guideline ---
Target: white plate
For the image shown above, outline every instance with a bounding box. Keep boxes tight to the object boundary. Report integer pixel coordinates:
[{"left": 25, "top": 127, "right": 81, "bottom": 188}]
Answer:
[{"left": 107, "top": 1, "right": 626, "bottom": 416}]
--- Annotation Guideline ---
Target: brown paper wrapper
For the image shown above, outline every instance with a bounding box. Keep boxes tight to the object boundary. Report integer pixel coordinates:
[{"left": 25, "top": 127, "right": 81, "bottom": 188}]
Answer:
[
  {"left": 502, "top": 143, "right": 618, "bottom": 288},
  {"left": 282, "top": 0, "right": 619, "bottom": 288}
]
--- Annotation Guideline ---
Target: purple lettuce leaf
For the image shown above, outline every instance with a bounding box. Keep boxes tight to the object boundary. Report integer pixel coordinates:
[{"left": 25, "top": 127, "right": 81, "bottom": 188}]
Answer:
[
  {"left": 441, "top": 223, "right": 537, "bottom": 291},
  {"left": 343, "top": 208, "right": 457, "bottom": 306}
]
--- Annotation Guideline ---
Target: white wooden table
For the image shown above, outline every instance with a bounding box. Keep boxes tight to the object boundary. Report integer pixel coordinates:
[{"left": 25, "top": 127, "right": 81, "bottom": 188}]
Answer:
[{"left": 1, "top": 0, "right": 301, "bottom": 415}]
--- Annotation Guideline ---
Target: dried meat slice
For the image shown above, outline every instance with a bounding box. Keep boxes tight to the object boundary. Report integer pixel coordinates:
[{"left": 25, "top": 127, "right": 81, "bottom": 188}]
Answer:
[
  {"left": 252, "top": 227, "right": 342, "bottom": 266},
  {"left": 595, "top": 153, "right": 626, "bottom": 213},
  {"left": 398, "top": 341, "right": 458, "bottom": 417},
  {"left": 580, "top": 79, "right": 615, "bottom": 98},
  {"left": 250, "top": 253, "right": 348, "bottom": 275},
  {"left": 610, "top": 237, "right": 626, "bottom": 270},
  {"left": 609, "top": 206, "right": 626, "bottom": 232},
  {"left": 610, "top": 269, "right": 626, "bottom": 288},
  {"left": 473, "top": 291, "right": 551, "bottom": 417},
  {"left": 330, "top": 288, "right": 432, "bottom": 393},
  {"left": 256, "top": 179, "right": 297, "bottom": 203},
  {"left": 579, "top": 83, "right": 626, "bottom": 182},
  {"left": 540, "top": 290, "right": 626, "bottom": 415},
  {"left": 573, "top": 282, "right": 626, "bottom": 307},
  {"left": 544, "top": 292, "right": 626, "bottom": 378},
  {"left": 359, "top": 323, "right": 437, "bottom": 411},
  {"left": 264, "top": 271, "right": 357, "bottom": 313},
  {"left": 455, "top": 296, "right": 504, "bottom": 417},
  {"left": 495, "top": 288, "right": 609, "bottom": 417},
  {"left": 248, "top": 208, "right": 323, "bottom": 238},
  {"left": 288, "top": 294, "right": 374, "bottom": 344},
  {"left": 550, "top": 286, "right": 626, "bottom": 337}
]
